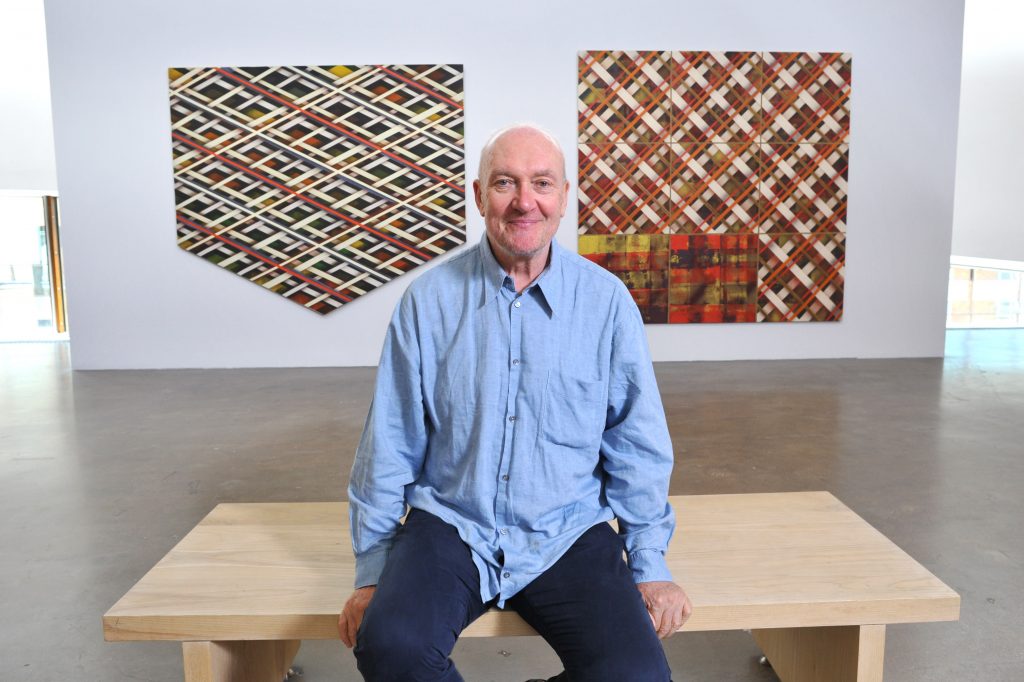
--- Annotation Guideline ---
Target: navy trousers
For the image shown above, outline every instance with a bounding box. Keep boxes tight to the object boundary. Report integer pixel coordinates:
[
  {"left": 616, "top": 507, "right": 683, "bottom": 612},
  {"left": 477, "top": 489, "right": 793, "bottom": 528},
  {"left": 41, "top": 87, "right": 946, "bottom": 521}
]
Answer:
[{"left": 354, "top": 509, "right": 671, "bottom": 682}]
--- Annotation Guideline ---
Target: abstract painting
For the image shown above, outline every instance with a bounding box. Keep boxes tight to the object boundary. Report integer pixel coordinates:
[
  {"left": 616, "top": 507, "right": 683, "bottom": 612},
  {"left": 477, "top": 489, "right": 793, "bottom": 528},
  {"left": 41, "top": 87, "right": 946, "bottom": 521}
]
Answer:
[
  {"left": 169, "top": 64, "right": 465, "bottom": 314},
  {"left": 578, "top": 51, "right": 849, "bottom": 322}
]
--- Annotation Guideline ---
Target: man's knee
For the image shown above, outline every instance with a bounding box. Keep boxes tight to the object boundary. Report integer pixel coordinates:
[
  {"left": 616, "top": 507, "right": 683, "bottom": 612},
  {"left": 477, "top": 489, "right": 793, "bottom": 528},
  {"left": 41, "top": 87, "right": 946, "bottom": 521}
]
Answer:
[
  {"left": 568, "top": 640, "right": 670, "bottom": 682},
  {"left": 572, "top": 657, "right": 670, "bottom": 682},
  {"left": 354, "top": 614, "right": 454, "bottom": 680}
]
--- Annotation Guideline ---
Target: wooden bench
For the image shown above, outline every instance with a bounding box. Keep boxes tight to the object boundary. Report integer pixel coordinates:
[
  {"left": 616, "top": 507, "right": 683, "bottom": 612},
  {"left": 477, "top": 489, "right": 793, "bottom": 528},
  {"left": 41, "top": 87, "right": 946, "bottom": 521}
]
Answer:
[{"left": 103, "top": 492, "right": 959, "bottom": 682}]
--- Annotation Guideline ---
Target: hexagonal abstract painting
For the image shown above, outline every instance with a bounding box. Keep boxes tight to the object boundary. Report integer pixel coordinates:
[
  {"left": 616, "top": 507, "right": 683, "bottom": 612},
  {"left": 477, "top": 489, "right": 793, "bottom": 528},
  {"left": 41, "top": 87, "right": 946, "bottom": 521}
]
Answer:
[
  {"left": 578, "top": 51, "right": 849, "bottom": 323},
  {"left": 169, "top": 65, "right": 466, "bottom": 314}
]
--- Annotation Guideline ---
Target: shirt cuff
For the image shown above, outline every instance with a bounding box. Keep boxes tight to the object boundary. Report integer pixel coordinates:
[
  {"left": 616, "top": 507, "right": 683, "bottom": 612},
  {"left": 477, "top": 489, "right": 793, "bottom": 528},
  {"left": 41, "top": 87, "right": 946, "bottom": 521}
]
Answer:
[
  {"left": 627, "top": 548, "right": 674, "bottom": 584},
  {"left": 354, "top": 544, "right": 391, "bottom": 589}
]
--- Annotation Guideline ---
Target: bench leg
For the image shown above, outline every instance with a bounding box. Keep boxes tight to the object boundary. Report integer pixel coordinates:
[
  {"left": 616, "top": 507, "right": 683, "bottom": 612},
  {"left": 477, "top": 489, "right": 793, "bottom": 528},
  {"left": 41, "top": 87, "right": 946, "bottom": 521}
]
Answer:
[
  {"left": 182, "top": 640, "right": 301, "bottom": 682},
  {"left": 751, "top": 624, "right": 885, "bottom": 682}
]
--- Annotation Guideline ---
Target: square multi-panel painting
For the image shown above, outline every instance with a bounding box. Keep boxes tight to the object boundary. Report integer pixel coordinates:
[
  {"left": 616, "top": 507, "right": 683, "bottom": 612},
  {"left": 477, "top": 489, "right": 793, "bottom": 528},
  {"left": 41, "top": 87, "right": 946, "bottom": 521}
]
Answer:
[
  {"left": 578, "top": 51, "right": 850, "bottom": 323},
  {"left": 169, "top": 65, "right": 465, "bottom": 314}
]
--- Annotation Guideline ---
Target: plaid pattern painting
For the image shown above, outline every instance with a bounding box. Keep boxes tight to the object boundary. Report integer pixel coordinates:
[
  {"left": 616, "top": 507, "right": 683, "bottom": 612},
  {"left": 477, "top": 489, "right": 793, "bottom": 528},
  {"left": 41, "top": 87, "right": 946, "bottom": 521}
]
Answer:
[
  {"left": 578, "top": 143, "right": 674, "bottom": 234},
  {"left": 759, "top": 232, "right": 845, "bottom": 321},
  {"left": 170, "top": 64, "right": 465, "bottom": 314},
  {"left": 761, "top": 141, "right": 848, "bottom": 235},
  {"left": 762, "top": 52, "right": 851, "bottom": 143},
  {"left": 670, "top": 142, "right": 761, "bottom": 234},
  {"left": 578, "top": 51, "right": 850, "bottom": 323},
  {"left": 672, "top": 51, "right": 762, "bottom": 143},
  {"left": 579, "top": 234, "right": 670, "bottom": 323},
  {"left": 578, "top": 51, "right": 675, "bottom": 144}
]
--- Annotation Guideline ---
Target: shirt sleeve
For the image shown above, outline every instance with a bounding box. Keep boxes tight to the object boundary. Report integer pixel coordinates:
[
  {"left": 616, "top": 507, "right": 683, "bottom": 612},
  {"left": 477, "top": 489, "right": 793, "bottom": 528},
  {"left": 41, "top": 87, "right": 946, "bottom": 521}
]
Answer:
[
  {"left": 600, "top": 289, "right": 676, "bottom": 584},
  {"left": 347, "top": 291, "right": 429, "bottom": 588}
]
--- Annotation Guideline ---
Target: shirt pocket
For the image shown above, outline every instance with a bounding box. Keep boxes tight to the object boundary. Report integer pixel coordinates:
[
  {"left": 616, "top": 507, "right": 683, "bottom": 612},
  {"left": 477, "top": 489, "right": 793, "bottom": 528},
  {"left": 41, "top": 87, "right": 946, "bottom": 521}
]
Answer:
[{"left": 540, "top": 371, "right": 606, "bottom": 450}]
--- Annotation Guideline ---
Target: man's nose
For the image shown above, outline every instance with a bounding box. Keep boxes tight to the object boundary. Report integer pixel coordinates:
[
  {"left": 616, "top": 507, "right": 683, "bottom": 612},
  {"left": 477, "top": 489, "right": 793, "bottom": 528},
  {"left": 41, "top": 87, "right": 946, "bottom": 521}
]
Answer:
[{"left": 512, "top": 184, "right": 536, "bottom": 211}]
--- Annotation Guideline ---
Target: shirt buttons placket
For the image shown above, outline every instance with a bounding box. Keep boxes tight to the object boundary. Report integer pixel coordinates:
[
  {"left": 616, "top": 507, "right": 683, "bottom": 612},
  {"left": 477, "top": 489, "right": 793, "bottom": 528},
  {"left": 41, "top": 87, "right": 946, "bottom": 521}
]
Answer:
[{"left": 497, "top": 282, "right": 523, "bottom": 597}]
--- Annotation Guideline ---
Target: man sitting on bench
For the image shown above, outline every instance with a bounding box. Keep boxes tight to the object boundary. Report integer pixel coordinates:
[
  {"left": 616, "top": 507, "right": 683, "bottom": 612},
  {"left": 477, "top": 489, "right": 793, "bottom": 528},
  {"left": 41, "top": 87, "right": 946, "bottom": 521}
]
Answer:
[{"left": 338, "top": 123, "right": 692, "bottom": 682}]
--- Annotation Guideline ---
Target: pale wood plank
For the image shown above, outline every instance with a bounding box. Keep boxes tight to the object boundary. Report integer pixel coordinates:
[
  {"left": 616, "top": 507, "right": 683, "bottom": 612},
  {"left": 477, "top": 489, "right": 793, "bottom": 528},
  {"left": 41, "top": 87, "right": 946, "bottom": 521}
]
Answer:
[
  {"left": 104, "top": 492, "right": 959, "bottom": 641},
  {"left": 182, "top": 642, "right": 215, "bottom": 682},
  {"left": 752, "top": 624, "right": 885, "bottom": 682},
  {"left": 857, "top": 625, "right": 886, "bottom": 681}
]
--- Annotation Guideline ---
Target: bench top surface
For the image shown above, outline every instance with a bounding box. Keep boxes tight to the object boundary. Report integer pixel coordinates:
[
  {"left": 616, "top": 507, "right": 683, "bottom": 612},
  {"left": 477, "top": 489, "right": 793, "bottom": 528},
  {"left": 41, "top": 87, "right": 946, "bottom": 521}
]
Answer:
[{"left": 104, "top": 491, "right": 960, "bottom": 642}]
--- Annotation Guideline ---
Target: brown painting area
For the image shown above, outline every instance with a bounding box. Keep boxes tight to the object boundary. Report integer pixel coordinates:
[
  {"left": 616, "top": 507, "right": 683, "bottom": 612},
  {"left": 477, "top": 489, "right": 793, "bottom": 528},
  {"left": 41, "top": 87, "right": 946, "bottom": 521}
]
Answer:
[{"left": 578, "top": 51, "right": 849, "bottom": 323}]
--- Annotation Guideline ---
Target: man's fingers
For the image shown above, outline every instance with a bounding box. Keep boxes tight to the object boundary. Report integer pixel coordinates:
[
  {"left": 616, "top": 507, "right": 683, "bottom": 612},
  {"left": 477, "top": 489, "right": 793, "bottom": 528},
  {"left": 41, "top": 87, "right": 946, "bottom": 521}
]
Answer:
[
  {"left": 661, "top": 593, "right": 693, "bottom": 638},
  {"left": 339, "top": 586, "right": 375, "bottom": 650},
  {"left": 345, "top": 613, "right": 357, "bottom": 649},
  {"left": 338, "top": 602, "right": 360, "bottom": 648},
  {"left": 638, "top": 581, "right": 691, "bottom": 638},
  {"left": 658, "top": 613, "right": 676, "bottom": 638},
  {"left": 651, "top": 602, "right": 688, "bottom": 639},
  {"left": 339, "top": 611, "right": 351, "bottom": 648},
  {"left": 342, "top": 606, "right": 362, "bottom": 649},
  {"left": 660, "top": 612, "right": 684, "bottom": 638},
  {"left": 648, "top": 606, "right": 672, "bottom": 639}
]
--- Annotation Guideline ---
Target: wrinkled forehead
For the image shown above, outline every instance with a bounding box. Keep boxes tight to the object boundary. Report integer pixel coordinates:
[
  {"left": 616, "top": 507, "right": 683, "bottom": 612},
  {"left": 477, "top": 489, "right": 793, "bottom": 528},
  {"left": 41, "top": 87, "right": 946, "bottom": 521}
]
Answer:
[{"left": 479, "top": 127, "right": 567, "bottom": 183}]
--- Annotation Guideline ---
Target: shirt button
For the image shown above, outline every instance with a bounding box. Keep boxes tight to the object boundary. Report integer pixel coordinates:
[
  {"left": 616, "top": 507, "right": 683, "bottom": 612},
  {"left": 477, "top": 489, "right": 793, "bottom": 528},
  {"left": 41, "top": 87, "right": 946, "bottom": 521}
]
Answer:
[
  {"left": 501, "top": 474, "right": 509, "bottom": 481},
  {"left": 512, "top": 359, "right": 520, "bottom": 366},
  {"left": 499, "top": 528, "right": 508, "bottom": 535},
  {"left": 508, "top": 415, "right": 516, "bottom": 422},
  {"left": 513, "top": 300, "right": 522, "bottom": 308},
  {"left": 503, "top": 572, "right": 511, "bottom": 579}
]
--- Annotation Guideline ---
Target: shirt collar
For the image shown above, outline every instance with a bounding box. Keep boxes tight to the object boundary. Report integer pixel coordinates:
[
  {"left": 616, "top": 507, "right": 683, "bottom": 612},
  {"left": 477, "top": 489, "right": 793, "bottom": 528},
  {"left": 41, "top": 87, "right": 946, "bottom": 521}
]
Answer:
[
  {"left": 477, "top": 234, "right": 563, "bottom": 316},
  {"left": 531, "top": 239, "right": 562, "bottom": 316},
  {"left": 478, "top": 235, "right": 510, "bottom": 307}
]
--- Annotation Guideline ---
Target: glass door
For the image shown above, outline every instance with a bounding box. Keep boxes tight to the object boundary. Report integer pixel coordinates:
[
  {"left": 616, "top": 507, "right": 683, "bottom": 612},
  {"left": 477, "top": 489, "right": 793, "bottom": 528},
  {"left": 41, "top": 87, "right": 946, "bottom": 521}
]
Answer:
[{"left": 0, "top": 195, "right": 68, "bottom": 341}]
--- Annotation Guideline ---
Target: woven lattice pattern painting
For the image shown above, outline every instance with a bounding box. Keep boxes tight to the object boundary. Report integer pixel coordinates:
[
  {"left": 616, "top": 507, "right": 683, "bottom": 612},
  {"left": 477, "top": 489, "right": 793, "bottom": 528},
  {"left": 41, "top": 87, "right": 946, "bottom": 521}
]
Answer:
[
  {"left": 578, "top": 51, "right": 849, "bottom": 323},
  {"left": 169, "top": 65, "right": 465, "bottom": 314}
]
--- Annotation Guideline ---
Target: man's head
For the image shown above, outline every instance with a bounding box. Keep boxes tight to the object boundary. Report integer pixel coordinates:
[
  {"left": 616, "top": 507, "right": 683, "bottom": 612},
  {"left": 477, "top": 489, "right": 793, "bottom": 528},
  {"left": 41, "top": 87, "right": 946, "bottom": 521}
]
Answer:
[{"left": 473, "top": 124, "right": 569, "bottom": 268}]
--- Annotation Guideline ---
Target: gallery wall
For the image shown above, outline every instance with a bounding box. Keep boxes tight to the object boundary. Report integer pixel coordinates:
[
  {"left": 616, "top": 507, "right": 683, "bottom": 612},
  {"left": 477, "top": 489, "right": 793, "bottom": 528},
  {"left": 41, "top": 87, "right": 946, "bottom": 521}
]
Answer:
[
  {"left": 951, "top": 0, "right": 1024, "bottom": 263},
  {"left": 1, "top": 0, "right": 57, "bottom": 193},
  {"left": 44, "top": 0, "right": 966, "bottom": 369}
]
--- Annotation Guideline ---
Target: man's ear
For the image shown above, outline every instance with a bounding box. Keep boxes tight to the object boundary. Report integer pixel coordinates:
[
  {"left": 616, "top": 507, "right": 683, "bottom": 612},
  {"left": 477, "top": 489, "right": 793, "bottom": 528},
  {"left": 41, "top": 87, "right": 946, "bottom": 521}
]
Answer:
[
  {"left": 473, "top": 179, "right": 485, "bottom": 216},
  {"left": 559, "top": 179, "right": 570, "bottom": 217}
]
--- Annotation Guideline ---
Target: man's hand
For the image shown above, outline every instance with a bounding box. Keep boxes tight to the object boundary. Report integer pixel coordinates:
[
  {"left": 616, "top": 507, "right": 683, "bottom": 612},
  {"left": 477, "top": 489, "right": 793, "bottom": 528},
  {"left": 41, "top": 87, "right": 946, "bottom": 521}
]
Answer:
[
  {"left": 636, "top": 581, "right": 692, "bottom": 639},
  {"left": 338, "top": 585, "right": 376, "bottom": 648}
]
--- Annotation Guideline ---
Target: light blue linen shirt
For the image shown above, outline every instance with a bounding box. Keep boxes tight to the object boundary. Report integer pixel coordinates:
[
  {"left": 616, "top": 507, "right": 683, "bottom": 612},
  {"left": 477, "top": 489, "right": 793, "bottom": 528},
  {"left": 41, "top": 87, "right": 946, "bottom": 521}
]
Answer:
[{"left": 348, "top": 235, "right": 675, "bottom": 607}]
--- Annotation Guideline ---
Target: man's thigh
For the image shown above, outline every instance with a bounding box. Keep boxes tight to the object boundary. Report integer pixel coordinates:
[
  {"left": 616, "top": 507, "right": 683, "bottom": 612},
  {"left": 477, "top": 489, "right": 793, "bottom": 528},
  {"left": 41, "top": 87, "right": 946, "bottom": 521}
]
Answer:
[
  {"left": 507, "top": 522, "right": 671, "bottom": 682},
  {"left": 355, "top": 509, "right": 490, "bottom": 680}
]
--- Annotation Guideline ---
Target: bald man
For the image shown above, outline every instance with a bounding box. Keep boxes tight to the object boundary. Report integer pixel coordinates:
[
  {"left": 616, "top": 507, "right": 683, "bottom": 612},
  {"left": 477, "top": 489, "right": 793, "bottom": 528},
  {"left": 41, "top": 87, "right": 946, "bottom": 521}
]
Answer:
[{"left": 339, "top": 124, "right": 690, "bottom": 682}]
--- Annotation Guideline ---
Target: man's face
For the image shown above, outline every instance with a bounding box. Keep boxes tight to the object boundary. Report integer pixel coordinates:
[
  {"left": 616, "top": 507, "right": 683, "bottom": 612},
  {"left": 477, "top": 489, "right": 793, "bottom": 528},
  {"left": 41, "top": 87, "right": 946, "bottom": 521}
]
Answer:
[{"left": 473, "top": 128, "right": 569, "bottom": 266}]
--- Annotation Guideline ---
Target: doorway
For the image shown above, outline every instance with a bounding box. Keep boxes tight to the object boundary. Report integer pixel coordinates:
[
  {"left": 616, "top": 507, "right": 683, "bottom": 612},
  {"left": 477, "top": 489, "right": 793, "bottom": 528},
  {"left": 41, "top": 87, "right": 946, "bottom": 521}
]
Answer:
[
  {"left": 0, "top": 195, "right": 67, "bottom": 341},
  {"left": 947, "top": 257, "right": 1024, "bottom": 329}
]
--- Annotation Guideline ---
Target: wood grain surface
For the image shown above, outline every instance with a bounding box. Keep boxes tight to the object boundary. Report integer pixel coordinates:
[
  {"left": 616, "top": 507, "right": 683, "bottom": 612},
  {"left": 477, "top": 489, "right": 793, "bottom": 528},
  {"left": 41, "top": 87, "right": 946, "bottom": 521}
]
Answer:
[{"left": 103, "top": 492, "right": 959, "bottom": 642}]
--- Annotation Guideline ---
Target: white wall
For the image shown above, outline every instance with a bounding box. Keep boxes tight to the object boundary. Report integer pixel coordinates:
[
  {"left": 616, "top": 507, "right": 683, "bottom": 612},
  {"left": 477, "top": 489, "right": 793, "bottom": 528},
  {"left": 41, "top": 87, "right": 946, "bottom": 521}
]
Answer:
[
  {"left": 45, "top": 0, "right": 965, "bottom": 369},
  {"left": 1, "top": 0, "right": 58, "bottom": 193},
  {"left": 951, "top": 0, "right": 1024, "bottom": 263}
]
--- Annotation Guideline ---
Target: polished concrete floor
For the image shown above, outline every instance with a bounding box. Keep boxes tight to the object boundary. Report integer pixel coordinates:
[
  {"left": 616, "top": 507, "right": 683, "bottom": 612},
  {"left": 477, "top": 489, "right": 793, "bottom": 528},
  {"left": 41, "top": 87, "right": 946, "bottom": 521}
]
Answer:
[{"left": 1, "top": 329, "right": 1022, "bottom": 681}]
